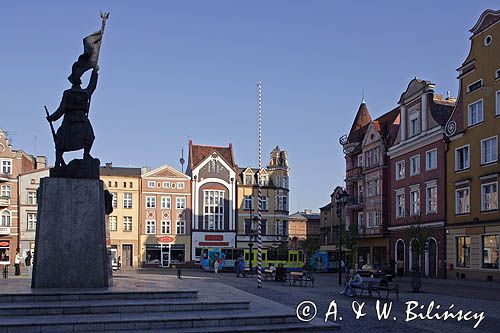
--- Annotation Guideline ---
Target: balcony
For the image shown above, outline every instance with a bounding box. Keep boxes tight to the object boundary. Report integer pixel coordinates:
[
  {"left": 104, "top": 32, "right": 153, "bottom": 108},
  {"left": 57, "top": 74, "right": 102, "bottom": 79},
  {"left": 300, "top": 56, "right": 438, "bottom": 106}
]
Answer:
[
  {"left": 345, "top": 167, "right": 362, "bottom": 181},
  {"left": 346, "top": 196, "right": 363, "bottom": 209},
  {"left": 0, "top": 226, "right": 10, "bottom": 235},
  {"left": 0, "top": 197, "right": 9, "bottom": 207}
]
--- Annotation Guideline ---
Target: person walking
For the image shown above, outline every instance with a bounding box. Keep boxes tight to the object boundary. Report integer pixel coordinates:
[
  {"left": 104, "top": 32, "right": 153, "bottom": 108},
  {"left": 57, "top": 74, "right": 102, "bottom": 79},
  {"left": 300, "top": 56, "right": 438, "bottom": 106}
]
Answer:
[
  {"left": 25, "top": 251, "right": 32, "bottom": 275},
  {"left": 14, "top": 249, "right": 22, "bottom": 276},
  {"left": 214, "top": 257, "right": 220, "bottom": 274},
  {"left": 235, "top": 255, "right": 242, "bottom": 278}
]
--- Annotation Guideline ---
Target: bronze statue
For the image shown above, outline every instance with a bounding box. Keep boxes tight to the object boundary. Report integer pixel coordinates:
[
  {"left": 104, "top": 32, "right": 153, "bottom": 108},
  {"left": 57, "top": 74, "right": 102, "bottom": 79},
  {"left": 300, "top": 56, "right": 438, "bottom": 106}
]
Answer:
[{"left": 46, "top": 12, "right": 109, "bottom": 169}]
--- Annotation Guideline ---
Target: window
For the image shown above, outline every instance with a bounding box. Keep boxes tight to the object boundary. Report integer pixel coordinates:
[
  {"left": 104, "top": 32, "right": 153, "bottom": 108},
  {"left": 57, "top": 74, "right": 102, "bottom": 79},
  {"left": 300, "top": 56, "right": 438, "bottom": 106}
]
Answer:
[
  {"left": 148, "top": 181, "right": 156, "bottom": 188},
  {"left": 481, "top": 182, "right": 498, "bottom": 211},
  {"left": 481, "top": 136, "right": 498, "bottom": 165},
  {"left": 373, "top": 211, "right": 379, "bottom": 226},
  {"left": 245, "top": 219, "right": 255, "bottom": 236},
  {"left": 497, "top": 90, "right": 500, "bottom": 116},
  {"left": 456, "top": 236, "right": 471, "bottom": 268},
  {"left": 243, "top": 195, "right": 253, "bottom": 210},
  {"left": 426, "top": 149, "right": 437, "bottom": 171},
  {"left": 259, "top": 196, "right": 269, "bottom": 210},
  {"left": 109, "top": 216, "right": 117, "bottom": 231},
  {"left": 282, "top": 176, "right": 288, "bottom": 189},
  {"left": 366, "top": 211, "right": 371, "bottom": 227},
  {"left": 146, "top": 196, "right": 156, "bottom": 209},
  {"left": 123, "top": 193, "right": 132, "bottom": 208},
  {"left": 357, "top": 212, "right": 363, "bottom": 229},
  {"left": 171, "top": 183, "right": 176, "bottom": 189},
  {"left": 27, "top": 213, "right": 37, "bottom": 230},
  {"left": 244, "top": 174, "right": 253, "bottom": 185},
  {"left": 203, "top": 190, "right": 224, "bottom": 230},
  {"left": 146, "top": 220, "right": 156, "bottom": 234},
  {"left": 259, "top": 175, "right": 268, "bottom": 186},
  {"left": 456, "top": 188, "right": 470, "bottom": 215},
  {"left": 275, "top": 175, "right": 281, "bottom": 187},
  {"left": 27, "top": 192, "right": 37, "bottom": 205},
  {"left": 1, "top": 160, "right": 12, "bottom": 175},
  {"left": 114, "top": 181, "right": 117, "bottom": 187},
  {"left": 161, "top": 196, "right": 171, "bottom": 209},
  {"left": 455, "top": 146, "right": 470, "bottom": 171},
  {"left": 484, "top": 35, "right": 492, "bottom": 46},
  {"left": 467, "top": 79, "right": 482, "bottom": 93},
  {"left": 374, "top": 179, "right": 379, "bottom": 196},
  {"left": 482, "top": 235, "right": 499, "bottom": 269},
  {"left": 129, "top": 182, "right": 133, "bottom": 188},
  {"left": 410, "top": 155, "right": 420, "bottom": 176},
  {"left": 496, "top": 69, "right": 500, "bottom": 80},
  {"left": 1, "top": 210, "right": 11, "bottom": 227},
  {"left": 0, "top": 185, "right": 11, "bottom": 198},
  {"left": 468, "top": 100, "right": 483, "bottom": 126},
  {"left": 123, "top": 216, "right": 132, "bottom": 231},
  {"left": 409, "top": 111, "right": 420, "bottom": 137},
  {"left": 358, "top": 183, "right": 363, "bottom": 204},
  {"left": 123, "top": 182, "right": 126, "bottom": 188},
  {"left": 366, "top": 181, "right": 373, "bottom": 197},
  {"left": 410, "top": 189, "right": 420, "bottom": 216},
  {"left": 111, "top": 192, "right": 117, "bottom": 208},
  {"left": 176, "top": 220, "right": 186, "bottom": 234},
  {"left": 358, "top": 155, "right": 364, "bottom": 167},
  {"left": 275, "top": 220, "right": 283, "bottom": 236},
  {"left": 176, "top": 197, "right": 186, "bottom": 209},
  {"left": 162, "top": 182, "right": 170, "bottom": 189},
  {"left": 426, "top": 185, "right": 437, "bottom": 214},
  {"left": 177, "top": 182, "right": 185, "bottom": 189},
  {"left": 161, "top": 220, "right": 171, "bottom": 234},
  {"left": 396, "top": 161, "right": 405, "bottom": 180},
  {"left": 396, "top": 192, "right": 405, "bottom": 218}
]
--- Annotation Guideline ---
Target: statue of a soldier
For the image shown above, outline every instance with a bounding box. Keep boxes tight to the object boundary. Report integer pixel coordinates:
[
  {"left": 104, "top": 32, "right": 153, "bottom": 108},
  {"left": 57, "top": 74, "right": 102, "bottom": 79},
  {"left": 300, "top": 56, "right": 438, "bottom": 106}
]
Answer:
[
  {"left": 47, "top": 66, "right": 98, "bottom": 167},
  {"left": 46, "top": 12, "right": 109, "bottom": 169}
]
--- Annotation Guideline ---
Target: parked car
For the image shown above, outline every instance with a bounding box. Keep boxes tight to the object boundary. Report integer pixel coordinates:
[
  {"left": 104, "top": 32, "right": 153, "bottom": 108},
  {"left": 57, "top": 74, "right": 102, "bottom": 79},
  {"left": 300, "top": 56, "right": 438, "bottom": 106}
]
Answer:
[{"left": 358, "top": 263, "right": 395, "bottom": 279}]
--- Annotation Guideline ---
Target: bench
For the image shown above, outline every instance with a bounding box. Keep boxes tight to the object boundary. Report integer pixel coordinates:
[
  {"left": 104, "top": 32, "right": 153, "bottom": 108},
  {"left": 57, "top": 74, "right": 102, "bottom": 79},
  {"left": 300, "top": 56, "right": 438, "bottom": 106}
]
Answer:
[
  {"left": 285, "top": 271, "right": 315, "bottom": 287},
  {"left": 263, "top": 269, "right": 275, "bottom": 281},
  {"left": 351, "top": 278, "right": 399, "bottom": 300}
]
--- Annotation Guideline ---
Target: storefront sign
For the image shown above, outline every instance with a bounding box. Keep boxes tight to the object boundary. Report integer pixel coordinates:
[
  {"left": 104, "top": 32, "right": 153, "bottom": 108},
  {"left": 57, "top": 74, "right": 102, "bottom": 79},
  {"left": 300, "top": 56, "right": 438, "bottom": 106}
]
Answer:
[{"left": 158, "top": 235, "right": 175, "bottom": 243}]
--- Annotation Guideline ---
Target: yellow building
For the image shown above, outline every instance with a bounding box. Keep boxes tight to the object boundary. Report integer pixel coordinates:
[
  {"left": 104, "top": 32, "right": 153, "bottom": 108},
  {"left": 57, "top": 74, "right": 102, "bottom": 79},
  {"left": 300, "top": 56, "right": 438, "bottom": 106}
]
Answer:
[
  {"left": 100, "top": 163, "right": 142, "bottom": 269},
  {"left": 236, "top": 146, "right": 290, "bottom": 249},
  {"left": 445, "top": 9, "right": 500, "bottom": 281}
]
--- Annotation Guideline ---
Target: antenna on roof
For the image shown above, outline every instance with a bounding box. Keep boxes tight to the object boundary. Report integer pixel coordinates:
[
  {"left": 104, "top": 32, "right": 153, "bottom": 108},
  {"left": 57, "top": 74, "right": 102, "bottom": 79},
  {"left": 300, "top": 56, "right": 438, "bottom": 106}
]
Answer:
[{"left": 361, "top": 90, "right": 365, "bottom": 104}]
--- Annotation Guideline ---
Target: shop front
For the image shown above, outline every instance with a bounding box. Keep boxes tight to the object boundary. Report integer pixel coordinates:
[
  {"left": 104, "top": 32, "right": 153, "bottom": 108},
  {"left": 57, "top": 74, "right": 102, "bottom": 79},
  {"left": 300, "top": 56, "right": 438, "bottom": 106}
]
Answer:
[
  {"left": 141, "top": 235, "right": 191, "bottom": 268},
  {"left": 0, "top": 239, "right": 11, "bottom": 266},
  {"left": 356, "top": 237, "right": 389, "bottom": 269}
]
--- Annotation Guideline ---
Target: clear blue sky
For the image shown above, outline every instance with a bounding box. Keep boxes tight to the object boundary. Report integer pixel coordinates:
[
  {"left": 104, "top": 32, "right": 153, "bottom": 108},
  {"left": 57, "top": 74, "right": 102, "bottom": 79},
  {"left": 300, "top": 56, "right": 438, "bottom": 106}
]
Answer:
[{"left": 1, "top": 1, "right": 497, "bottom": 213}]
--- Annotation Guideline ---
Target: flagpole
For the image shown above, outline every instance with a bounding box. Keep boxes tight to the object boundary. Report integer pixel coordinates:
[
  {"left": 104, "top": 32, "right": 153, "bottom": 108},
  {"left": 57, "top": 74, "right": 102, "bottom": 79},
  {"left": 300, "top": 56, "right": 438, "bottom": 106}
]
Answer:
[{"left": 257, "top": 81, "right": 263, "bottom": 289}]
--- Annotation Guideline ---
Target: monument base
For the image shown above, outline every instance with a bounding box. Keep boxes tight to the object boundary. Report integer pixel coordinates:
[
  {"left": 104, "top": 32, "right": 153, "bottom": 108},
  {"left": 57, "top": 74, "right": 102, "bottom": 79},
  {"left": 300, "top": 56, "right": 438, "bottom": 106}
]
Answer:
[
  {"left": 32, "top": 177, "right": 112, "bottom": 288},
  {"left": 50, "top": 158, "right": 100, "bottom": 180}
]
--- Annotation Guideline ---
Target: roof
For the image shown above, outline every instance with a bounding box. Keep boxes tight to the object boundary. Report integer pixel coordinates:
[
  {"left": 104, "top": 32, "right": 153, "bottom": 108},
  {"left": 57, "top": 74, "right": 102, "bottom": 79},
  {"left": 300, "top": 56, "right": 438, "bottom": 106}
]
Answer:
[
  {"left": 189, "top": 141, "right": 235, "bottom": 169},
  {"left": 319, "top": 203, "right": 332, "bottom": 210},
  {"left": 289, "top": 210, "right": 321, "bottom": 221},
  {"left": 100, "top": 165, "right": 142, "bottom": 177},
  {"left": 469, "top": 9, "right": 500, "bottom": 35},
  {"left": 142, "top": 164, "right": 190, "bottom": 179},
  {"left": 347, "top": 102, "right": 372, "bottom": 142},
  {"left": 430, "top": 95, "right": 455, "bottom": 126}
]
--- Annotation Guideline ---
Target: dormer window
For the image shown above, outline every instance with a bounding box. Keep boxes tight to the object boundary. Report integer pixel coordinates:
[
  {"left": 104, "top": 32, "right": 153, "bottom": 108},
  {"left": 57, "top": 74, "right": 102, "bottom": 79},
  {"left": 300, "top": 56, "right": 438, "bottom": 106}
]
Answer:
[
  {"left": 409, "top": 111, "right": 420, "bottom": 137},
  {"left": 244, "top": 174, "right": 253, "bottom": 185},
  {"left": 467, "top": 79, "right": 483, "bottom": 93}
]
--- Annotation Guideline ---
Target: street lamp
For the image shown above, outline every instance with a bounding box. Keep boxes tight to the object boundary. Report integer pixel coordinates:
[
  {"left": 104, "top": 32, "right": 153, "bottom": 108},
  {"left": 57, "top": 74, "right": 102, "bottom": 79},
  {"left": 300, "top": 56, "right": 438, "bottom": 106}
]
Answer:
[{"left": 335, "top": 189, "right": 348, "bottom": 286}]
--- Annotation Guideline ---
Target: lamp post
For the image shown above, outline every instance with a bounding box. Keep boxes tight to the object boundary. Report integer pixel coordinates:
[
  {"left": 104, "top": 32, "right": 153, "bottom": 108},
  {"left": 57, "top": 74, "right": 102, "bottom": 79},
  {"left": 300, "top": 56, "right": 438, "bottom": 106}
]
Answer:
[
  {"left": 335, "top": 189, "right": 348, "bottom": 286},
  {"left": 248, "top": 216, "right": 258, "bottom": 273}
]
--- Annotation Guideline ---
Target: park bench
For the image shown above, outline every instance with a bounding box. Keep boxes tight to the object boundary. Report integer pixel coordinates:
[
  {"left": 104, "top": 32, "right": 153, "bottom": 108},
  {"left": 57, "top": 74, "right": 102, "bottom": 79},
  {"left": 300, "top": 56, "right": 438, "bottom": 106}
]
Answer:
[
  {"left": 263, "top": 269, "right": 275, "bottom": 280},
  {"left": 351, "top": 277, "right": 399, "bottom": 300},
  {"left": 285, "top": 271, "right": 315, "bottom": 287}
]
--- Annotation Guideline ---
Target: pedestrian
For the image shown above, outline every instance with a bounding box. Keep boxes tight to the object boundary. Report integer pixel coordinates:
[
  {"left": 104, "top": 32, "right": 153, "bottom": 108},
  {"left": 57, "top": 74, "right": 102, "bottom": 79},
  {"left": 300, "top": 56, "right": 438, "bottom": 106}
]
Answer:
[
  {"left": 235, "top": 255, "right": 242, "bottom": 277},
  {"left": 14, "top": 249, "right": 22, "bottom": 276},
  {"left": 177, "top": 254, "right": 182, "bottom": 279},
  {"left": 25, "top": 251, "right": 32, "bottom": 275},
  {"left": 341, "top": 272, "right": 363, "bottom": 297}
]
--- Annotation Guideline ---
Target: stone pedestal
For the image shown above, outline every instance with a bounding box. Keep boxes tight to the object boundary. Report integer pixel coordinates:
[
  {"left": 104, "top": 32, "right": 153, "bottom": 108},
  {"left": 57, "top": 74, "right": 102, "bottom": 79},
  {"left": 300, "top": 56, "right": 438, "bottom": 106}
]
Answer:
[{"left": 32, "top": 177, "right": 112, "bottom": 288}]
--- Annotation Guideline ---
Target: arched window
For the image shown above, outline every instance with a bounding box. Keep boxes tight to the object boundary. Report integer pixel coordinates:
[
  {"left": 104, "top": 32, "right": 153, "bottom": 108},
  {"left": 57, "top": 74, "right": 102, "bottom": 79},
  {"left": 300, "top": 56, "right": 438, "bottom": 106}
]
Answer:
[
  {"left": 409, "top": 238, "right": 420, "bottom": 272},
  {"left": 1, "top": 210, "right": 11, "bottom": 227}
]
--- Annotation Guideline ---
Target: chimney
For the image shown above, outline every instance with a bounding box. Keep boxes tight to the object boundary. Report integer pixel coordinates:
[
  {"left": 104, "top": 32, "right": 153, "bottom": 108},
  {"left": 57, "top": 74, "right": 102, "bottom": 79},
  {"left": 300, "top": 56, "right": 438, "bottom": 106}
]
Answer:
[
  {"left": 304, "top": 209, "right": 313, "bottom": 214},
  {"left": 35, "top": 156, "right": 47, "bottom": 169},
  {"left": 446, "top": 91, "right": 451, "bottom": 100},
  {"left": 105, "top": 162, "right": 113, "bottom": 168},
  {"left": 141, "top": 166, "right": 151, "bottom": 174}
]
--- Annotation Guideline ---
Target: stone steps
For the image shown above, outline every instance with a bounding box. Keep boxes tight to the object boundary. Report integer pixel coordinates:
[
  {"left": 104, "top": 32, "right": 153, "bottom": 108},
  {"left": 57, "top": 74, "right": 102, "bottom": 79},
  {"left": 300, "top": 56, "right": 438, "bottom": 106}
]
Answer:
[
  {"left": 0, "top": 298, "right": 250, "bottom": 316},
  {"left": 0, "top": 310, "right": 303, "bottom": 332},
  {"left": 0, "top": 290, "right": 197, "bottom": 303}
]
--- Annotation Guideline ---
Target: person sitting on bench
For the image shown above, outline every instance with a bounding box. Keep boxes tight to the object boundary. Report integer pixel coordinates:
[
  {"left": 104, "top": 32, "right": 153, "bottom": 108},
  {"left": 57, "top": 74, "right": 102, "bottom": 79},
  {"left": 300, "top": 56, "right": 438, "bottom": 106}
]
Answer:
[{"left": 341, "top": 272, "right": 363, "bottom": 297}]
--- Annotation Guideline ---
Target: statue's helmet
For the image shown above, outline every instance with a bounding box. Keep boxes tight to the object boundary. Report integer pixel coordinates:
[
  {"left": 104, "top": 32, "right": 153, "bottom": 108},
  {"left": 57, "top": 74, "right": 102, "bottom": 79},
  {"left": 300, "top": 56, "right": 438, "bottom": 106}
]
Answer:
[{"left": 68, "top": 62, "right": 83, "bottom": 85}]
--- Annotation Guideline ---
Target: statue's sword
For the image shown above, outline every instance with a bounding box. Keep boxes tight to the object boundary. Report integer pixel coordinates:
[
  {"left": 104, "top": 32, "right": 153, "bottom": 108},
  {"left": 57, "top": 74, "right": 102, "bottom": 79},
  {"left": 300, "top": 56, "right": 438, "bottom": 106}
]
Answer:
[{"left": 44, "top": 105, "right": 57, "bottom": 145}]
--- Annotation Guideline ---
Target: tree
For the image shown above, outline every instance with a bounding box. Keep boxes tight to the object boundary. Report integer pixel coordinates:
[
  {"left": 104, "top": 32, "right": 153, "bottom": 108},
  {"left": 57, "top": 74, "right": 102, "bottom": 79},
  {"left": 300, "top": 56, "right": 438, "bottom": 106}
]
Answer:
[
  {"left": 406, "top": 213, "right": 430, "bottom": 292},
  {"left": 299, "top": 238, "right": 320, "bottom": 262}
]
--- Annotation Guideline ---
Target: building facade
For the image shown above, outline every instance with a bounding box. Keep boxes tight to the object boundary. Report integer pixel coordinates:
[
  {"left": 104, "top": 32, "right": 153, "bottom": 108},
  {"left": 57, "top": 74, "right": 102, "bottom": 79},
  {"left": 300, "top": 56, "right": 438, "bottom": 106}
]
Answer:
[
  {"left": 18, "top": 168, "right": 49, "bottom": 260},
  {"left": 0, "top": 128, "right": 45, "bottom": 267},
  {"left": 445, "top": 10, "right": 500, "bottom": 281},
  {"left": 318, "top": 186, "right": 346, "bottom": 255},
  {"left": 187, "top": 141, "right": 237, "bottom": 263},
  {"left": 140, "top": 164, "right": 192, "bottom": 267},
  {"left": 236, "top": 146, "right": 290, "bottom": 250},
  {"left": 387, "top": 78, "right": 455, "bottom": 278},
  {"left": 341, "top": 102, "right": 400, "bottom": 268},
  {"left": 288, "top": 209, "right": 320, "bottom": 247},
  {"left": 101, "top": 163, "right": 142, "bottom": 269}
]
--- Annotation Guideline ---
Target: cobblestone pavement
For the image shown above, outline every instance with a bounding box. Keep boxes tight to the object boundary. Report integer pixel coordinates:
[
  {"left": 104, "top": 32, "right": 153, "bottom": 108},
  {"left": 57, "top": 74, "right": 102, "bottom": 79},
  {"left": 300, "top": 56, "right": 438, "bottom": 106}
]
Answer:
[{"left": 134, "top": 269, "right": 500, "bottom": 332}]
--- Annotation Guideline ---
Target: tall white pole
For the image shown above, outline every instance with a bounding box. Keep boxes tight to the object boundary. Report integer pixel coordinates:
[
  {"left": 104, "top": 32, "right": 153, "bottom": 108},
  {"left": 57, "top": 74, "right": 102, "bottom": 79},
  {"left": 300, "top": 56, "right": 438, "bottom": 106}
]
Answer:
[{"left": 257, "top": 81, "right": 263, "bottom": 288}]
